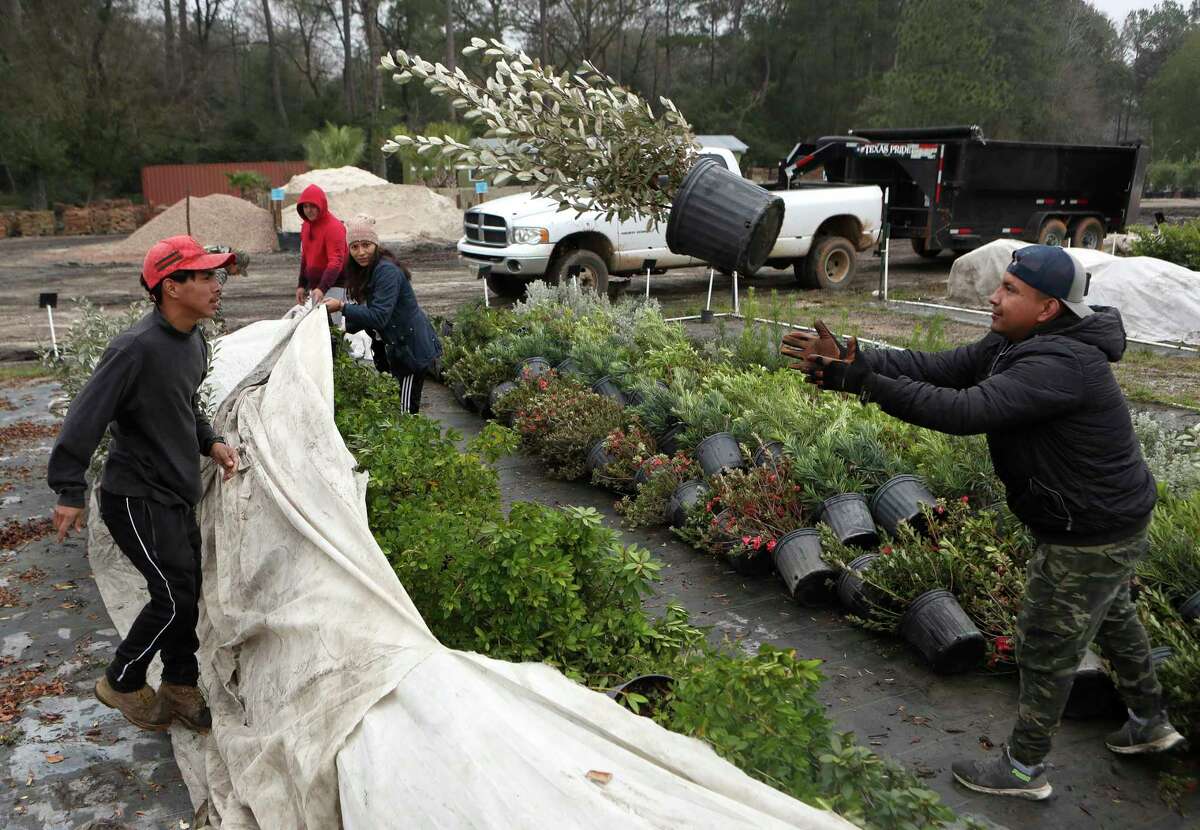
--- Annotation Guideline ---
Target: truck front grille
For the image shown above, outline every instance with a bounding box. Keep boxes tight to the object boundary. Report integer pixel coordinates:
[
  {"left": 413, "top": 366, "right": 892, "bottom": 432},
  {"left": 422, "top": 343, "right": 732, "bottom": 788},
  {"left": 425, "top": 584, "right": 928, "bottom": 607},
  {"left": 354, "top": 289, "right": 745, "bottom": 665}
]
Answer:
[{"left": 463, "top": 211, "right": 507, "bottom": 246}]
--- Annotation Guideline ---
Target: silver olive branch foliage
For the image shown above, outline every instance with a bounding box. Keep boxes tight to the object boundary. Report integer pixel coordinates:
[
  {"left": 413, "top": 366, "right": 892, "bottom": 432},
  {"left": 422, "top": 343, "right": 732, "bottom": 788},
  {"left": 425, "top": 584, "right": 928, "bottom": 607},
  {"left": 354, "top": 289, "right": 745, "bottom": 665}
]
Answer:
[{"left": 381, "top": 38, "right": 697, "bottom": 224}]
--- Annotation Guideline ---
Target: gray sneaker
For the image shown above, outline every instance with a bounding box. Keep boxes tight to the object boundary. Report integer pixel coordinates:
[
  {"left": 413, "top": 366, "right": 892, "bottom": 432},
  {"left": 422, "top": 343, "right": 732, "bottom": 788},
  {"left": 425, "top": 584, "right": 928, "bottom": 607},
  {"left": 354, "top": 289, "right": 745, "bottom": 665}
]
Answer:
[
  {"left": 1106, "top": 712, "right": 1186, "bottom": 755},
  {"left": 952, "top": 746, "right": 1052, "bottom": 801}
]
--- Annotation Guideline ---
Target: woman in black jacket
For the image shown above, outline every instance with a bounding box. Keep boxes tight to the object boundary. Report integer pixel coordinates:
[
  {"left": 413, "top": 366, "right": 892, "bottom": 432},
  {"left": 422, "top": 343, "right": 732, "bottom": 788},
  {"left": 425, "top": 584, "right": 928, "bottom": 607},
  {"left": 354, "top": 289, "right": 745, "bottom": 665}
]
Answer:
[{"left": 323, "top": 214, "right": 441, "bottom": 413}]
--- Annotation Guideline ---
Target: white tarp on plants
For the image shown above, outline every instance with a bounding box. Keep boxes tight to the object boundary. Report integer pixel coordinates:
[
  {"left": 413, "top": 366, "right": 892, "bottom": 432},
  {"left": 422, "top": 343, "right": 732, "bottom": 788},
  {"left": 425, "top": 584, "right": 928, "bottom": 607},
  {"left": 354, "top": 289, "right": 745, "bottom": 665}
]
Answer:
[
  {"left": 945, "top": 240, "right": 1200, "bottom": 345},
  {"left": 87, "top": 309, "right": 856, "bottom": 830}
]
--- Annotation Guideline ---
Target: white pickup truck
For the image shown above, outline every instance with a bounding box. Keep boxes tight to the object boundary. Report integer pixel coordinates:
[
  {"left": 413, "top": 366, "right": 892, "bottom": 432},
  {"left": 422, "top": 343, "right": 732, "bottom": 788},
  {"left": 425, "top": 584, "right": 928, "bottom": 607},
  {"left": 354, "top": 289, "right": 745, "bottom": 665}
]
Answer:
[{"left": 457, "top": 146, "right": 884, "bottom": 296}]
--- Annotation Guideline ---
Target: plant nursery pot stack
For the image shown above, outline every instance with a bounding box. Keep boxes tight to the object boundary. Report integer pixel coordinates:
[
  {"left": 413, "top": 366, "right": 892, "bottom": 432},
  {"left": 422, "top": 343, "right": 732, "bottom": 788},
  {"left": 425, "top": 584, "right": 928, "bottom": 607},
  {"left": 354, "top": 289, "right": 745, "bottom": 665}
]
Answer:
[
  {"left": 665, "top": 479, "right": 708, "bottom": 527},
  {"left": 665, "top": 157, "right": 786, "bottom": 274},
  {"left": 899, "top": 589, "right": 986, "bottom": 674},
  {"left": 820, "top": 494, "right": 879, "bottom": 548},
  {"left": 16, "top": 210, "right": 55, "bottom": 237},
  {"left": 61, "top": 207, "right": 95, "bottom": 236},
  {"left": 869, "top": 475, "right": 936, "bottom": 536},
  {"left": 695, "top": 432, "right": 745, "bottom": 478},
  {"left": 773, "top": 529, "right": 836, "bottom": 606},
  {"left": 0, "top": 213, "right": 14, "bottom": 239}
]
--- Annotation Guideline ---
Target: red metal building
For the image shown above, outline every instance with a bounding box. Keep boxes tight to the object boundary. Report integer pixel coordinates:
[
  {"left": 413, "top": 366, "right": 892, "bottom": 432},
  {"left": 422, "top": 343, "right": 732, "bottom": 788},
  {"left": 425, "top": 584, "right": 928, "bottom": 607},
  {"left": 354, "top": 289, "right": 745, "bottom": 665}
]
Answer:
[{"left": 141, "top": 161, "right": 310, "bottom": 207}]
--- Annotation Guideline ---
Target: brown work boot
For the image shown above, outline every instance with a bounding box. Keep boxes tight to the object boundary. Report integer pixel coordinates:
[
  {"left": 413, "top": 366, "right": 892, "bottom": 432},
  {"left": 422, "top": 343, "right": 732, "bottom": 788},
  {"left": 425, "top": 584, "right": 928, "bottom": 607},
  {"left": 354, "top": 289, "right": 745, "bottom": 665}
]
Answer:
[
  {"left": 157, "top": 682, "right": 212, "bottom": 733},
  {"left": 94, "top": 676, "right": 172, "bottom": 732}
]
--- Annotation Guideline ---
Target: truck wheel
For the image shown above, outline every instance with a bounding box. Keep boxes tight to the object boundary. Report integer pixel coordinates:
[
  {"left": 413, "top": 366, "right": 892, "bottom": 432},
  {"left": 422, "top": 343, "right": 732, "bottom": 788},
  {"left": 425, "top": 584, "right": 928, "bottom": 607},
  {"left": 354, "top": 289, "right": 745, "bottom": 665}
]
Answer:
[
  {"left": 911, "top": 237, "right": 942, "bottom": 259},
  {"left": 1037, "top": 218, "right": 1069, "bottom": 247},
  {"left": 801, "top": 236, "right": 858, "bottom": 291},
  {"left": 485, "top": 272, "right": 529, "bottom": 298},
  {"left": 547, "top": 248, "right": 609, "bottom": 295},
  {"left": 1071, "top": 217, "right": 1105, "bottom": 250}
]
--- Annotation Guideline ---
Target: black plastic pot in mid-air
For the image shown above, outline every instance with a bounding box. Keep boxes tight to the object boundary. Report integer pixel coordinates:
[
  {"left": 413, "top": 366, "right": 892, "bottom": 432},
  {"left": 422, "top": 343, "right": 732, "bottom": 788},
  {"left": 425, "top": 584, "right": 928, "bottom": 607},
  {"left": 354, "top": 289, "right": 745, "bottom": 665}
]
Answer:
[
  {"left": 665, "top": 156, "right": 786, "bottom": 275},
  {"left": 773, "top": 528, "right": 836, "bottom": 606},
  {"left": 869, "top": 475, "right": 936, "bottom": 537},
  {"left": 820, "top": 493, "right": 879, "bottom": 549},
  {"left": 899, "top": 589, "right": 986, "bottom": 674},
  {"left": 695, "top": 432, "right": 746, "bottom": 478},
  {"left": 1064, "top": 650, "right": 1122, "bottom": 720}
]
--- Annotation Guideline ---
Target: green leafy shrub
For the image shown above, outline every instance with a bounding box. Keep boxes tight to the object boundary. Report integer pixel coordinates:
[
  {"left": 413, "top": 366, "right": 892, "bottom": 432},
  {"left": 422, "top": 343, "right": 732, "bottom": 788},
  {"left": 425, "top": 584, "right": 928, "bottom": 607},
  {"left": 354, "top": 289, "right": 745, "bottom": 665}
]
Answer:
[
  {"left": 1132, "top": 412, "right": 1200, "bottom": 498},
  {"left": 1140, "top": 490, "right": 1200, "bottom": 604},
  {"left": 514, "top": 378, "right": 630, "bottom": 479},
  {"left": 1128, "top": 218, "right": 1200, "bottom": 270},
  {"left": 591, "top": 424, "right": 656, "bottom": 493},
  {"left": 1140, "top": 588, "right": 1200, "bottom": 742},
  {"left": 302, "top": 122, "right": 365, "bottom": 169},
  {"left": 615, "top": 453, "right": 699, "bottom": 528}
]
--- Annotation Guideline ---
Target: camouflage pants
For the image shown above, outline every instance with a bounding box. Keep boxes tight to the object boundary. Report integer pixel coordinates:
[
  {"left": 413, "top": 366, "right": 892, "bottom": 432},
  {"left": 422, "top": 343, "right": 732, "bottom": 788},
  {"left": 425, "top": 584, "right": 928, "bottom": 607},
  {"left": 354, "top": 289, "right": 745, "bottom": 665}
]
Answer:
[{"left": 1009, "top": 528, "right": 1162, "bottom": 765}]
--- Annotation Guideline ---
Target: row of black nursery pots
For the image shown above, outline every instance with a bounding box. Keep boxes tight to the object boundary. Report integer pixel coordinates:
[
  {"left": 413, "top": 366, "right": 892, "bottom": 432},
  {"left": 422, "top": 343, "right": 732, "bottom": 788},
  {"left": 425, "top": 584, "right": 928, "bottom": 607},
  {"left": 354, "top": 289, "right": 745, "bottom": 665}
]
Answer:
[{"left": 463, "top": 375, "right": 987, "bottom": 675}]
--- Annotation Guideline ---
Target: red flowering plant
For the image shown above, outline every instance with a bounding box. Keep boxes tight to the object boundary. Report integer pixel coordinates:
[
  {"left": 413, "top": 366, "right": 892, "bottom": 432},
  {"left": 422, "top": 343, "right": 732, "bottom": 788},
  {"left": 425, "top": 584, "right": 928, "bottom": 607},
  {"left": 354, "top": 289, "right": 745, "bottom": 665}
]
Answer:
[
  {"left": 492, "top": 370, "right": 558, "bottom": 427},
  {"left": 821, "top": 498, "right": 1031, "bottom": 655},
  {"left": 615, "top": 452, "right": 699, "bottom": 528},
  {"left": 591, "top": 423, "right": 657, "bottom": 494},
  {"left": 512, "top": 375, "right": 630, "bottom": 480},
  {"left": 683, "top": 460, "right": 808, "bottom": 559}
]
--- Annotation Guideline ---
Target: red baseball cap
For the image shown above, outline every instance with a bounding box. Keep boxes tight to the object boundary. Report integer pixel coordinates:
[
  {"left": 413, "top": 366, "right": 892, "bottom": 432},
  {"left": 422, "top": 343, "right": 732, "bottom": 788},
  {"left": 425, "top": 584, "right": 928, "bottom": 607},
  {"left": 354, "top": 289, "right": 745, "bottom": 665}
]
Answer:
[{"left": 142, "top": 235, "right": 236, "bottom": 290}]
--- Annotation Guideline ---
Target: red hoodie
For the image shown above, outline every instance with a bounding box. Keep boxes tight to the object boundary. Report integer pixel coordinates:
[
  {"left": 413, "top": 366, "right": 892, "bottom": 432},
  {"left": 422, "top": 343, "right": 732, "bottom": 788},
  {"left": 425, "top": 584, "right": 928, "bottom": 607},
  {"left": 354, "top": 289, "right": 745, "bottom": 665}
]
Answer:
[{"left": 297, "top": 184, "right": 347, "bottom": 292}]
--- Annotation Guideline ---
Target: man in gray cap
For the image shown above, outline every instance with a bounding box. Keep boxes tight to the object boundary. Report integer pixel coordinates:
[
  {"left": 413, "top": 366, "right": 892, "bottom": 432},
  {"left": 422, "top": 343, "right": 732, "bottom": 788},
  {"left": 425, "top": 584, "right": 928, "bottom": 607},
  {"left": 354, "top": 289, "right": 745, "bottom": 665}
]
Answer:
[{"left": 782, "top": 244, "right": 1183, "bottom": 801}]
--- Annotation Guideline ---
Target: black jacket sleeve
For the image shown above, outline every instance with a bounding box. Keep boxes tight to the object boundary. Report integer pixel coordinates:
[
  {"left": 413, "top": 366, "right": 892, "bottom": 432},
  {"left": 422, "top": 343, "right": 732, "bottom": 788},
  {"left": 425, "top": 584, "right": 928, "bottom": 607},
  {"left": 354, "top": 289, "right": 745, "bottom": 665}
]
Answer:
[
  {"left": 860, "top": 337, "right": 990, "bottom": 390},
  {"left": 342, "top": 263, "right": 400, "bottom": 334},
  {"left": 861, "top": 345, "right": 1086, "bottom": 436},
  {"left": 47, "top": 345, "right": 140, "bottom": 508}
]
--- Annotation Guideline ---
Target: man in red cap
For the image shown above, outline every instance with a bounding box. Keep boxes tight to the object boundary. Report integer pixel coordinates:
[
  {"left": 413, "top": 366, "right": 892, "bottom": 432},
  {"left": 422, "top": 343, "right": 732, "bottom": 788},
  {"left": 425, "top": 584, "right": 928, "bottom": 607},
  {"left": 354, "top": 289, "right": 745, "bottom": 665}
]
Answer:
[{"left": 48, "top": 235, "right": 240, "bottom": 734}]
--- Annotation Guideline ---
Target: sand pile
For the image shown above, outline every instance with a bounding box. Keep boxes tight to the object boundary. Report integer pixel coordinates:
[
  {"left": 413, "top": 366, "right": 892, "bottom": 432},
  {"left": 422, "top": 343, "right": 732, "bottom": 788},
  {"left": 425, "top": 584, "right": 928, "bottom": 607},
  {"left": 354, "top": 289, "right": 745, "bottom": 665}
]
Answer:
[
  {"left": 73, "top": 194, "right": 279, "bottom": 264},
  {"left": 281, "top": 184, "right": 462, "bottom": 246},
  {"left": 284, "top": 166, "right": 389, "bottom": 198}
]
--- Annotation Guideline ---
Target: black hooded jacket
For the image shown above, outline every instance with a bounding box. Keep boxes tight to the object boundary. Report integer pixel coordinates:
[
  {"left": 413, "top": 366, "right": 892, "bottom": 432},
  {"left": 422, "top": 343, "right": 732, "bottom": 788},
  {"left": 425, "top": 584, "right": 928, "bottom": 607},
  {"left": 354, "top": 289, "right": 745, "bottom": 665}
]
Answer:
[{"left": 858, "top": 307, "right": 1156, "bottom": 545}]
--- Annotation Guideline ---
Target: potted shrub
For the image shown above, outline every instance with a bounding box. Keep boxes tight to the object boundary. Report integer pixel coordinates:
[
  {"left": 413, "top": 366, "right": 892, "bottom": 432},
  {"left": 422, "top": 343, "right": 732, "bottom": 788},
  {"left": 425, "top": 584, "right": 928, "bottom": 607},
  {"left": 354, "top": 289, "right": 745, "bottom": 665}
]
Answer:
[
  {"left": 383, "top": 39, "right": 783, "bottom": 274},
  {"left": 513, "top": 377, "right": 628, "bottom": 480},
  {"left": 821, "top": 511, "right": 985, "bottom": 674},
  {"left": 590, "top": 424, "right": 655, "bottom": 493},
  {"left": 613, "top": 453, "right": 700, "bottom": 528},
  {"left": 693, "top": 463, "right": 807, "bottom": 577}
]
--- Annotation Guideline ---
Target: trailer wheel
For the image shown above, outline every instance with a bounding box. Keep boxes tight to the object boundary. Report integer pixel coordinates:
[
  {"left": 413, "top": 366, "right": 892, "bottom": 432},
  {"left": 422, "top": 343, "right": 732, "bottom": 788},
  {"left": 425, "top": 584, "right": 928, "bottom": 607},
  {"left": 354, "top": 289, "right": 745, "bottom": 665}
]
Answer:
[
  {"left": 485, "top": 272, "right": 529, "bottom": 298},
  {"left": 799, "top": 236, "right": 858, "bottom": 291},
  {"left": 1071, "top": 218, "right": 1105, "bottom": 250},
  {"left": 1037, "top": 218, "right": 1069, "bottom": 247},
  {"left": 911, "top": 238, "right": 942, "bottom": 259},
  {"left": 547, "top": 248, "right": 610, "bottom": 295}
]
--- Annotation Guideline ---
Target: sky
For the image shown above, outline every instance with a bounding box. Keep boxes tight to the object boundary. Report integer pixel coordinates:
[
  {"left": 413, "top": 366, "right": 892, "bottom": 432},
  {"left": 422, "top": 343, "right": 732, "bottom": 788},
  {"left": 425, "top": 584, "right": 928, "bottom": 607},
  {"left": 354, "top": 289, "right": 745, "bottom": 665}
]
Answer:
[{"left": 1089, "top": 0, "right": 1166, "bottom": 25}]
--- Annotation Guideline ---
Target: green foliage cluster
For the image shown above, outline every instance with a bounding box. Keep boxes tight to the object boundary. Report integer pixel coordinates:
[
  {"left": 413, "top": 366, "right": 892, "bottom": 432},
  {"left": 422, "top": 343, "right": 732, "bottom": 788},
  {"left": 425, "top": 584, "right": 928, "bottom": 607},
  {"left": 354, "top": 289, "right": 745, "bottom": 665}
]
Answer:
[
  {"left": 302, "top": 122, "right": 366, "bottom": 169},
  {"left": 331, "top": 342, "right": 962, "bottom": 829},
  {"left": 1128, "top": 219, "right": 1200, "bottom": 271}
]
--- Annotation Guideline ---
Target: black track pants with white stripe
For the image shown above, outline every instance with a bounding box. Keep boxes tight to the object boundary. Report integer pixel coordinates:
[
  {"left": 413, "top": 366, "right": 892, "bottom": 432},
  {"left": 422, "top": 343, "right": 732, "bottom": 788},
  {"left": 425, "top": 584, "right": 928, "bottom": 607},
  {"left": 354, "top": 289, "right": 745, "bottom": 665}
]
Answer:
[
  {"left": 99, "top": 489, "right": 202, "bottom": 693},
  {"left": 394, "top": 372, "right": 425, "bottom": 414}
]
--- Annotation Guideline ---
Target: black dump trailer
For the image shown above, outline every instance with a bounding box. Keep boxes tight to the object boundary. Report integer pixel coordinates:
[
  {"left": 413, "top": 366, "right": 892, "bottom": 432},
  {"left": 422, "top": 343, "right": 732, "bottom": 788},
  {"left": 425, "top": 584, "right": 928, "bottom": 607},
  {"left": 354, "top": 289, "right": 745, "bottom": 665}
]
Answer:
[{"left": 778, "top": 125, "right": 1148, "bottom": 257}]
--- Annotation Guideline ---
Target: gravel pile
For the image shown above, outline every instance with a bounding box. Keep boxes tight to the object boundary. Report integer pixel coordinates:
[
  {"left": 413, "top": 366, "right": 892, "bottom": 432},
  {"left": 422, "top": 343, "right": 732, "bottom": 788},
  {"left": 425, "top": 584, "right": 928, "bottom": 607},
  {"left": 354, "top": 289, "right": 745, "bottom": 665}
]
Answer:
[
  {"left": 283, "top": 166, "right": 389, "bottom": 198},
  {"left": 74, "top": 195, "right": 279, "bottom": 264},
  {"left": 281, "top": 184, "right": 462, "bottom": 246}
]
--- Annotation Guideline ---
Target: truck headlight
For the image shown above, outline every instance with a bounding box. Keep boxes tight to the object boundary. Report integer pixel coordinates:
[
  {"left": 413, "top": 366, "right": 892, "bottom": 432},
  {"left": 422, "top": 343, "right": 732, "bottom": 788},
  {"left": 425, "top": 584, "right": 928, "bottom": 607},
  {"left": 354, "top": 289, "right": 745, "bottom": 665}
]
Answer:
[{"left": 511, "top": 227, "right": 549, "bottom": 245}]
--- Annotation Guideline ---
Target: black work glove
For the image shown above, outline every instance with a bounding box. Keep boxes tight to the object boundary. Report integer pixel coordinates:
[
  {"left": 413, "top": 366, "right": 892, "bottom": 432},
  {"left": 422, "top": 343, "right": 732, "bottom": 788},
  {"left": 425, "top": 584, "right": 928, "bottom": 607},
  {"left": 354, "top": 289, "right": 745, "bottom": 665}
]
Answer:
[{"left": 803, "top": 356, "right": 872, "bottom": 395}]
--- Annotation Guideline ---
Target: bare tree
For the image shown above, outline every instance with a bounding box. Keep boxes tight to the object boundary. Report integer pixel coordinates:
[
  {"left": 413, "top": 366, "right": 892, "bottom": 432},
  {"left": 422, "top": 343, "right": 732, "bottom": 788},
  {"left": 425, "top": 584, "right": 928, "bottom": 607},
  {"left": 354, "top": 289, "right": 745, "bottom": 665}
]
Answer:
[
  {"left": 341, "top": 0, "right": 355, "bottom": 113},
  {"left": 361, "top": 0, "right": 386, "bottom": 175},
  {"left": 262, "top": 0, "right": 289, "bottom": 126}
]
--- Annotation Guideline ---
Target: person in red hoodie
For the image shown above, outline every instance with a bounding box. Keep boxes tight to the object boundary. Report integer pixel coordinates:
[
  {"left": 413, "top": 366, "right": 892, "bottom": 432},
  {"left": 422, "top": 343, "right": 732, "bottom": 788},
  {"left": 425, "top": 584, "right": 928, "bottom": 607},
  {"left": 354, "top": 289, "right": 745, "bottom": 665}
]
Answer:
[{"left": 295, "top": 183, "right": 348, "bottom": 307}]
